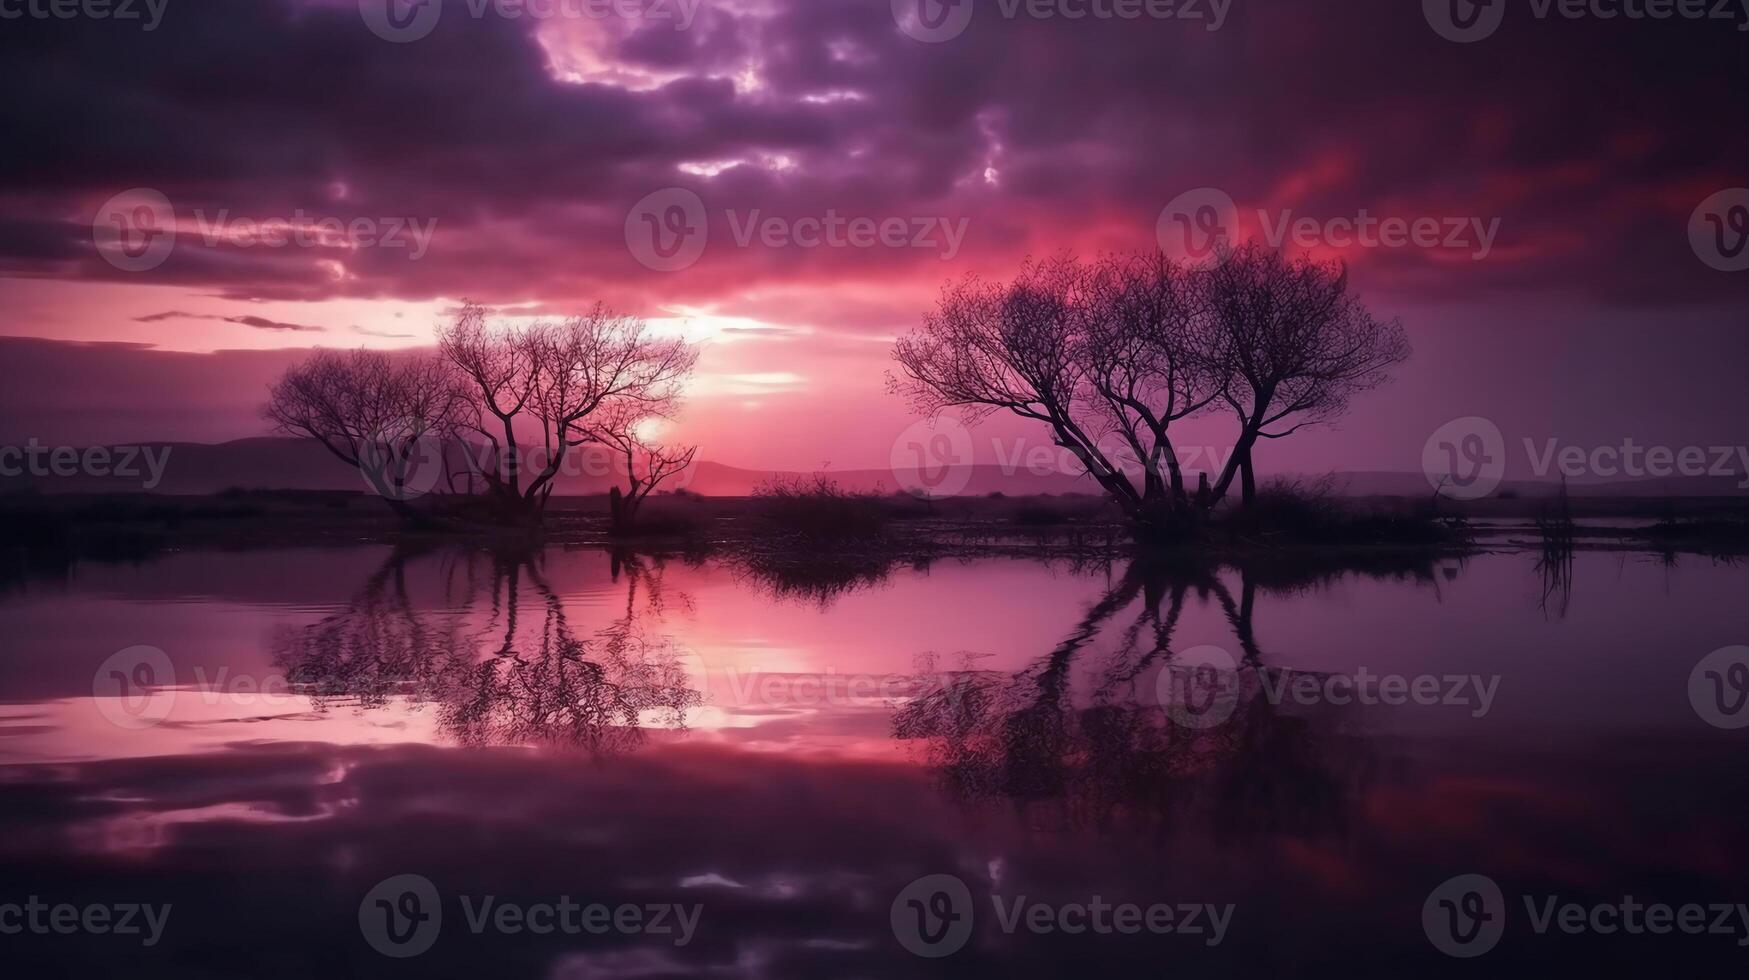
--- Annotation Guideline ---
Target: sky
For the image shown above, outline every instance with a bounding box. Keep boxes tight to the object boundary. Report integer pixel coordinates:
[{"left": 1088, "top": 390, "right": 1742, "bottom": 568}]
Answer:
[{"left": 0, "top": 0, "right": 1745, "bottom": 475}]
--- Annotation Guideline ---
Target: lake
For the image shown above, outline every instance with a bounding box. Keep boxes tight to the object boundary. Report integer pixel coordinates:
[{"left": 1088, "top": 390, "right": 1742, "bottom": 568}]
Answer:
[{"left": 2, "top": 544, "right": 1747, "bottom": 976}]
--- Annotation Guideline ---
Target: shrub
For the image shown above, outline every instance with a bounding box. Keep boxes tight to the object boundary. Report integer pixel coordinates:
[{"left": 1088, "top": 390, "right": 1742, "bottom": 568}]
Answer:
[
  {"left": 1218, "top": 476, "right": 1460, "bottom": 546},
  {"left": 752, "top": 474, "right": 889, "bottom": 541}
]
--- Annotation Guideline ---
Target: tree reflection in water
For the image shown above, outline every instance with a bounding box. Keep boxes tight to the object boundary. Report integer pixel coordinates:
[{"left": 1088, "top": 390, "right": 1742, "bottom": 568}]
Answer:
[
  {"left": 270, "top": 546, "right": 700, "bottom": 753},
  {"left": 893, "top": 555, "right": 1456, "bottom": 839}
]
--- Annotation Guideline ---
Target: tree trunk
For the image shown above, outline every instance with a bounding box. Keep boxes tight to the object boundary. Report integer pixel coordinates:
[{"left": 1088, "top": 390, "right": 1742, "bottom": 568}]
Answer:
[
  {"left": 608, "top": 485, "right": 629, "bottom": 534},
  {"left": 1239, "top": 445, "right": 1256, "bottom": 509},
  {"left": 1206, "top": 428, "right": 1258, "bottom": 512}
]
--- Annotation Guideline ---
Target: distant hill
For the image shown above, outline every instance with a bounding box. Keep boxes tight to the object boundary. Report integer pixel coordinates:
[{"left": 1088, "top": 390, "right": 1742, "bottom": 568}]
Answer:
[
  {"left": 0, "top": 437, "right": 1106, "bottom": 497},
  {"left": 1, "top": 437, "right": 1744, "bottom": 498}
]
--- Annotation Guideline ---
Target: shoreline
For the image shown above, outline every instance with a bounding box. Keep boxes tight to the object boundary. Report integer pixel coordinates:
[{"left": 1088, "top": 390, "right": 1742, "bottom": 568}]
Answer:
[{"left": 4, "top": 488, "right": 1744, "bottom": 567}]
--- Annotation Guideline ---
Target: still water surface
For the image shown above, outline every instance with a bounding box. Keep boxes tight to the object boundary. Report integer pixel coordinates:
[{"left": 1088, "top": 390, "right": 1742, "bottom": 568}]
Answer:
[{"left": 2, "top": 545, "right": 1746, "bottom": 976}]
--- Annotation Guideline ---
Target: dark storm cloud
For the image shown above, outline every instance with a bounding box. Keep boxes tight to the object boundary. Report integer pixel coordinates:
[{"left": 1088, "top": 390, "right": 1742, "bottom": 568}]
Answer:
[{"left": 0, "top": 0, "right": 1743, "bottom": 312}]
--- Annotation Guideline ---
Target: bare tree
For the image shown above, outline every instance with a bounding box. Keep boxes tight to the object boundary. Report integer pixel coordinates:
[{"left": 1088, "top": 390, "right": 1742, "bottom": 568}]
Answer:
[
  {"left": 890, "top": 254, "right": 1220, "bottom": 535},
  {"left": 439, "top": 304, "right": 540, "bottom": 515},
  {"left": 891, "top": 248, "right": 1408, "bottom": 534},
  {"left": 582, "top": 399, "right": 698, "bottom": 534},
  {"left": 1078, "top": 251, "right": 1222, "bottom": 514},
  {"left": 1202, "top": 243, "right": 1409, "bottom": 507},
  {"left": 264, "top": 349, "right": 472, "bottom": 524},
  {"left": 440, "top": 303, "right": 697, "bottom": 525}
]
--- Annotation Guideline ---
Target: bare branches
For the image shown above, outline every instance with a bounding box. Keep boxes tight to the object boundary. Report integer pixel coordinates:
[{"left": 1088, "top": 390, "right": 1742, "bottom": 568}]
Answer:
[
  {"left": 891, "top": 253, "right": 1224, "bottom": 524},
  {"left": 430, "top": 303, "right": 698, "bottom": 521},
  {"left": 583, "top": 399, "right": 698, "bottom": 530},
  {"left": 264, "top": 348, "right": 472, "bottom": 511},
  {"left": 1203, "top": 244, "right": 1409, "bottom": 504},
  {"left": 1077, "top": 251, "right": 1221, "bottom": 500},
  {"left": 268, "top": 302, "right": 699, "bottom": 527},
  {"left": 890, "top": 247, "right": 1409, "bottom": 528},
  {"left": 518, "top": 306, "right": 698, "bottom": 507}
]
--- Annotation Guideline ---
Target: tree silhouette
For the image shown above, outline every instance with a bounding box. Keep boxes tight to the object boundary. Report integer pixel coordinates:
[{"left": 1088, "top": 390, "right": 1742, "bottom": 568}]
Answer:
[
  {"left": 582, "top": 398, "right": 698, "bottom": 535},
  {"left": 1203, "top": 244, "right": 1409, "bottom": 507},
  {"left": 439, "top": 302, "right": 697, "bottom": 525},
  {"left": 891, "top": 249, "right": 1407, "bottom": 534},
  {"left": 263, "top": 349, "right": 473, "bottom": 524}
]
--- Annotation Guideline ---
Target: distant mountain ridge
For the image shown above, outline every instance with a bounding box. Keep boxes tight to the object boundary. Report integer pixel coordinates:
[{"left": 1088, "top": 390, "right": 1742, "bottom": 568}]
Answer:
[
  {"left": 2, "top": 437, "right": 1745, "bottom": 497},
  {"left": 0, "top": 437, "right": 1106, "bottom": 496}
]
